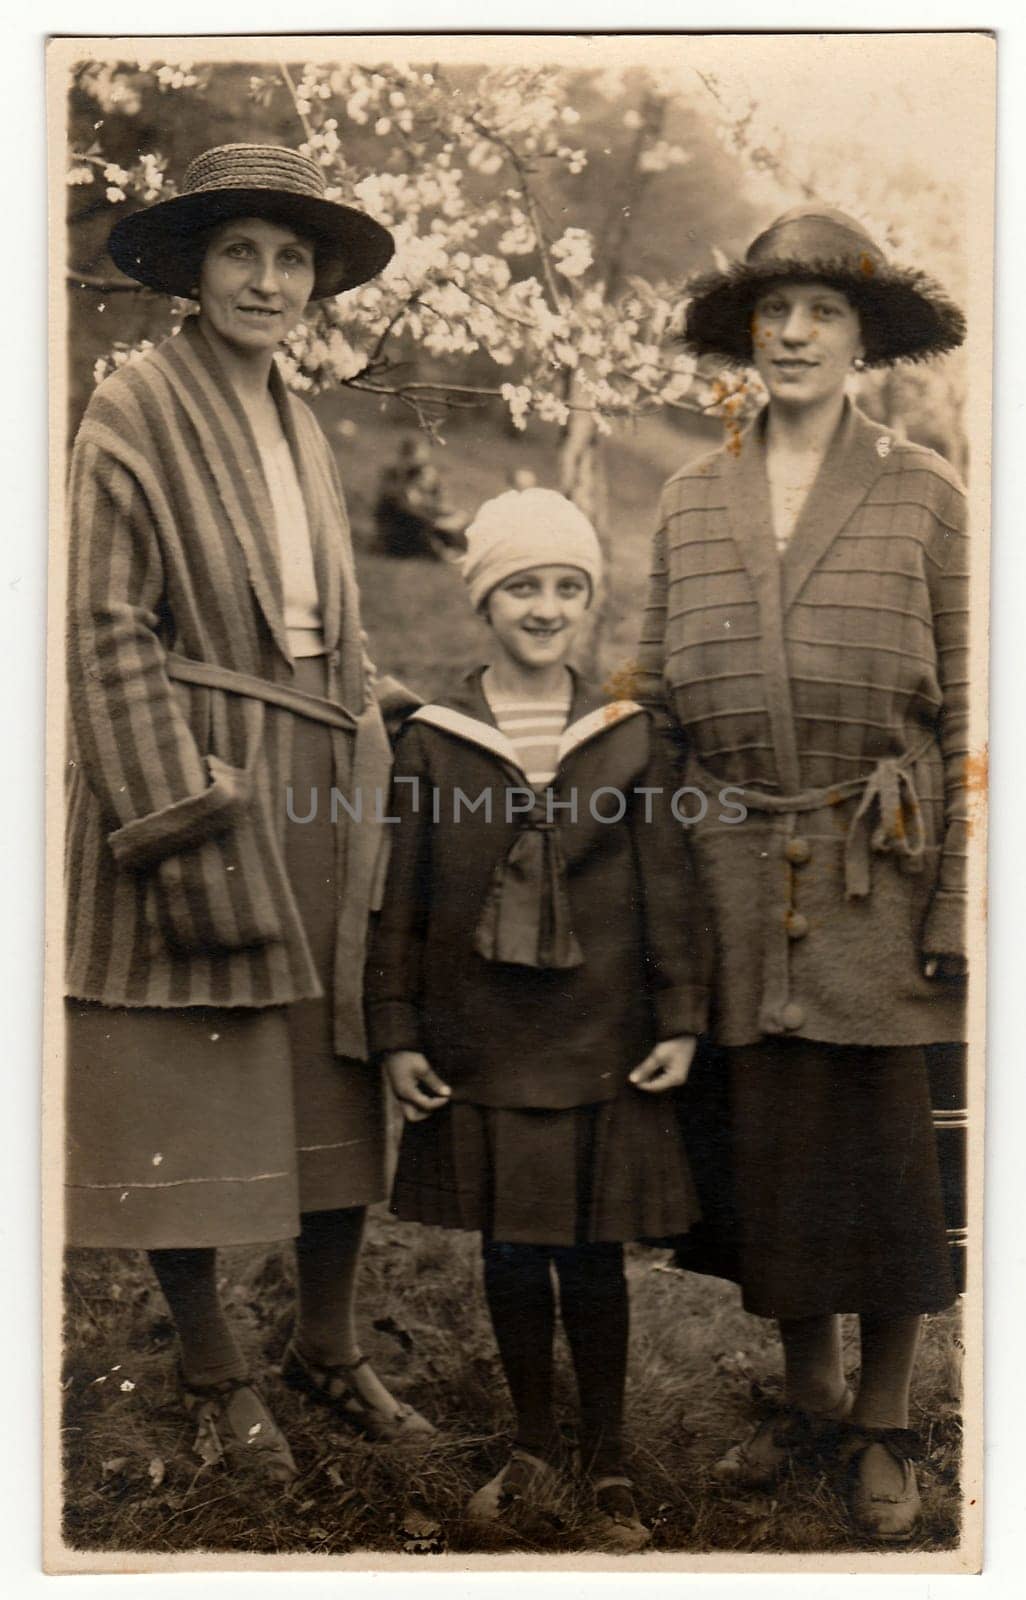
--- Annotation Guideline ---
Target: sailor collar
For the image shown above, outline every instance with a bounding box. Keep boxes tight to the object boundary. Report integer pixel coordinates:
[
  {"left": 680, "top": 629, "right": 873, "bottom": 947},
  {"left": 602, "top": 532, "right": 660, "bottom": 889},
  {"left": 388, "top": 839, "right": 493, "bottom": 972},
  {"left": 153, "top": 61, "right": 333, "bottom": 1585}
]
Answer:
[{"left": 409, "top": 666, "right": 645, "bottom": 783}]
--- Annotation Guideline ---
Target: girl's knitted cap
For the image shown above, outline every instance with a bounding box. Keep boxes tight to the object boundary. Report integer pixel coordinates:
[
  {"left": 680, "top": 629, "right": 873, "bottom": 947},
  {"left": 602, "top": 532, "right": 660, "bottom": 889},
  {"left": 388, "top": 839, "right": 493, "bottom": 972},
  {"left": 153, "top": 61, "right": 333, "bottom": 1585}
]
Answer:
[{"left": 461, "top": 488, "right": 603, "bottom": 609}]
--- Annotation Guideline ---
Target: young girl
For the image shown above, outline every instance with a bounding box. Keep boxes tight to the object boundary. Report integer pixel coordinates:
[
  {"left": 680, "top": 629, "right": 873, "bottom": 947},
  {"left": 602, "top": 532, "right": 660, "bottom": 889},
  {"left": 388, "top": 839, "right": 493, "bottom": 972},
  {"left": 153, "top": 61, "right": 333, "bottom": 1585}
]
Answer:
[{"left": 366, "top": 488, "right": 710, "bottom": 1548}]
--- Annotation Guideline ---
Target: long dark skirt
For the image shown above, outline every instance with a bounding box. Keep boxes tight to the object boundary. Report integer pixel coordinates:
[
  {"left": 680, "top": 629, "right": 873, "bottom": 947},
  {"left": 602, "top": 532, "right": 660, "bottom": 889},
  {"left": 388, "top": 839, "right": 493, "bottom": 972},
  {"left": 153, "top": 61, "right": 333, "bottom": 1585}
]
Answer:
[
  {"left": 674, "top": 1037, "right": 958, "bottom": 1319},
  {"left": 64, "top": 656, "right": 388, "bottom": 1249},
  {"left": 393, "top": 1082, "right": 700, "bottom": 1247}
]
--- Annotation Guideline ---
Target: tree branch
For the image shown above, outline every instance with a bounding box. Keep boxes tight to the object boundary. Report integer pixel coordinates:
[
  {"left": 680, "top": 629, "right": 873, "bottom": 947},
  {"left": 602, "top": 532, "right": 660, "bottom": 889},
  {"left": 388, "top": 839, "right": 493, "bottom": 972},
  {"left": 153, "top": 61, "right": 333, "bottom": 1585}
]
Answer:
[{"left": 280, "top": 63, "right": 316, "bottom": 145}]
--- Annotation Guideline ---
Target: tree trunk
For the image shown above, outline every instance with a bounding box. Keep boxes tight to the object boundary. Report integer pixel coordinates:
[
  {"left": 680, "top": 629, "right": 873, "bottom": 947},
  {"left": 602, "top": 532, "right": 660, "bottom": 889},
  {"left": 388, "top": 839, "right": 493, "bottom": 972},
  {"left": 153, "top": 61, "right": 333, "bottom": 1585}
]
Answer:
[
  {"left": 558, "top": 405, "right": 610, "bottom": 680},
  {"left": 554, "top": 89, "right": 668, "bottom": 680}
]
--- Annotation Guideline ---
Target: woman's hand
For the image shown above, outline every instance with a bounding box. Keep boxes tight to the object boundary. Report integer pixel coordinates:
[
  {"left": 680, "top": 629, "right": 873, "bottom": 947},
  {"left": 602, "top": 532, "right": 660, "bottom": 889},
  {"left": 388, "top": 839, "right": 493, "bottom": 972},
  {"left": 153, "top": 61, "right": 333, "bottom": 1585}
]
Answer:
[
  {"left": 383, "top": 1051, "right": 452, "bottom": 1122},
  {"left": 630, "top": 1036, "right": 698, "bottom": 1094},
  {"left": 923, "top": 954, "right": 968, "bottom": 981}
]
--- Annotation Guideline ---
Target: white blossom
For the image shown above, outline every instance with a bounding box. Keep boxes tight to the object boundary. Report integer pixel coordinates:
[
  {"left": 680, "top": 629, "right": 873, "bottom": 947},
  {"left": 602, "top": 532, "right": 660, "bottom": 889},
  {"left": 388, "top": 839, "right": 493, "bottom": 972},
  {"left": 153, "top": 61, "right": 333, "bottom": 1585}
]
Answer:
[
  {"left": 81, "top": 59, "right": 749, "bottom": 435},
  {"left": 500, "top": 383, "right": 533, "bottom": 429},
  {"left": 638, "top": 141, "right": 692, "bottom": 175},
  {"left": 536, "top": 393, "right": 570, "bottom": 425},
  {"left": 551, "top": 227, "right": 594, "bottom": 279},
  {"left": 498, "top": 216, "right": 536, "bottom": 256}
]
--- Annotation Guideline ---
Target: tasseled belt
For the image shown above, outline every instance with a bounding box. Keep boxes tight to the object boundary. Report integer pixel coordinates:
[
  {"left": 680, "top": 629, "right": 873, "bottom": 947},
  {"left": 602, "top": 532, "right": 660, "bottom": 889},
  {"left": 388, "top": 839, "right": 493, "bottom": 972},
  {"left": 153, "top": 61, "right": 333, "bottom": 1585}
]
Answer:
[{"left": 686, "top": 734, "right": 936, "bottom": 898}]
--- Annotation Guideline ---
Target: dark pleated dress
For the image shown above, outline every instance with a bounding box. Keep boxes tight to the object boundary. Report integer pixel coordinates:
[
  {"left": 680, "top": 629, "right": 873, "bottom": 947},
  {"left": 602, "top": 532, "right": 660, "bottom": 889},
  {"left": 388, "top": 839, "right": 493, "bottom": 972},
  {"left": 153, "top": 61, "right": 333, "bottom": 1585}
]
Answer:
[
  {"left": 674, "top": 1036, "right": 959, "bottom": 1318},
  {"left": 392, "top": 1083, "right": 700, "bottom": 1249},
  {"left": 64, "top": 657, "right": 388, "bottom": 1249}
]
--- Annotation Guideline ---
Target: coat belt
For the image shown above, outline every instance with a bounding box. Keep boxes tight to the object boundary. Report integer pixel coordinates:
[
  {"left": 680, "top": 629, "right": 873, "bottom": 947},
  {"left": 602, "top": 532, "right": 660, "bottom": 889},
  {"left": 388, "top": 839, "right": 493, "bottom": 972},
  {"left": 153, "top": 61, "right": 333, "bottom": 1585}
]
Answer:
[
  {"left": 165, "top": 651, "right": 392, "bottom": 1060},
  {"left": 687, "top": 734, "right": 935, "bottom": 898},
  {"left": 166, "top": 652, "right": 359, "bottom": 731}
]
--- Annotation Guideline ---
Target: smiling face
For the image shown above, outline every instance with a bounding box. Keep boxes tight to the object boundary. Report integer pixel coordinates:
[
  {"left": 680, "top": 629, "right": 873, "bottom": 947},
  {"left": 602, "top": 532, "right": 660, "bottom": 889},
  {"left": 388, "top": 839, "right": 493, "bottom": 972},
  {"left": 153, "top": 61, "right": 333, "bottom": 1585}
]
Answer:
[
  {"left": 197, "top": 216, "right": 317, "bottom": 357},
  {"left": 485, "top": 565, "right": 592, "bottom": 673},
  {"left": 751, "top": 281, "right": 864, "bottom": 409}
]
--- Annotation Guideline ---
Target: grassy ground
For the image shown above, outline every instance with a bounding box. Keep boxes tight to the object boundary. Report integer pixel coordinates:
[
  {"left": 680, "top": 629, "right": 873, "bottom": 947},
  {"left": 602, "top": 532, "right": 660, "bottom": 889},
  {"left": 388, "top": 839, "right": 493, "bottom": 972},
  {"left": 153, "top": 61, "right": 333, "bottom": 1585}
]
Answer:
[
  {"left": 60, "top": 399, "right": 964, "bottom": 1558},
  {"left": 62, "top": 1230, "right": 963, "bottom": 1557}
]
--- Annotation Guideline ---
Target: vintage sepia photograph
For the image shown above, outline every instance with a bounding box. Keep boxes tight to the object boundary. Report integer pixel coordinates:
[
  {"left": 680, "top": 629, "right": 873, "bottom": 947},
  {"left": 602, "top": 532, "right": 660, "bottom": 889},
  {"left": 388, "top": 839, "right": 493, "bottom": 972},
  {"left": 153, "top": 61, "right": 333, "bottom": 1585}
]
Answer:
[{"left": 44, "top": 30, "right": 993, "bottom": 1574}]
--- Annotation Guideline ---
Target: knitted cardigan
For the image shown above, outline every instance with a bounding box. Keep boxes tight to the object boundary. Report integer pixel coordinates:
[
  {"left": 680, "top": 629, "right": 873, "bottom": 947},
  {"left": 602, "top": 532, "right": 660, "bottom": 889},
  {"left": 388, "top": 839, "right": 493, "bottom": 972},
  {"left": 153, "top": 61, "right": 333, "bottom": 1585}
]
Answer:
[
  {"left": 65, "top": 317, "right": 392, "bottom": 1057},
  {"left": 635, "top": 399, "right": 969, "bottom": 1048}
]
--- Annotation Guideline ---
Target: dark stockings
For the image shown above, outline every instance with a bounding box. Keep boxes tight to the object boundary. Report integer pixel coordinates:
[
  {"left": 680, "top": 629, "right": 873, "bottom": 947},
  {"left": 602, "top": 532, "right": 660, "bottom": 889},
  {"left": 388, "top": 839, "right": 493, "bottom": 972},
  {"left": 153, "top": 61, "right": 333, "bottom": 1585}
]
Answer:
[
  {"left": 147, "top": 1247, "right": 247, "bottom": 1388},
  {"left": 482, "top": 1240, "right": 629, "bottom": 1477},
  {"left": 149, "top": 1205, "right": 371, "bottom": 1391},
  {"left": 293, "top": 1205, "right": 366, "bottom": 1367}
]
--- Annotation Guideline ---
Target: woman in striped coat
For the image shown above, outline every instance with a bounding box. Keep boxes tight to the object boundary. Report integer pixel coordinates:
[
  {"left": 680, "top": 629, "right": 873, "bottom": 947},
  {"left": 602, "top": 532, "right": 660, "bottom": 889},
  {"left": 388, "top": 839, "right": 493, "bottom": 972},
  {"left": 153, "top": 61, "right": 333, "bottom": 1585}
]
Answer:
[
  {"left": 636, "top": 207, "right": 969, "bottom": 1539},
  {"left": 65, "top": 144, "right": 431, "bottom": 1477}
]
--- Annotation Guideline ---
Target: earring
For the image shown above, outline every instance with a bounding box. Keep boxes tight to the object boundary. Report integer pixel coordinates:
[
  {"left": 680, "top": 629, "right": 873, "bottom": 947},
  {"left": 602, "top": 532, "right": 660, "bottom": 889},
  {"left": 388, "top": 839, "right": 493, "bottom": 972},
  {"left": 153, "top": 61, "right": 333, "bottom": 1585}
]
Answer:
[{"left": 852, "top": 356, "right": 867, "bottom": 372}]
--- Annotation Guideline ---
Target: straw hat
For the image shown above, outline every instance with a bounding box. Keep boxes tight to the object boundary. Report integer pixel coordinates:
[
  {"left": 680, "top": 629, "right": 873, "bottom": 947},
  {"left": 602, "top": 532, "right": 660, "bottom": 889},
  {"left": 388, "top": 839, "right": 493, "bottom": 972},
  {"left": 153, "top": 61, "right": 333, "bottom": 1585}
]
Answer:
[
  {"left": 108, "top": 143, "right": 394, "bottom": 300},
  {"left": 683, "top": 206, "right": 965, "bottom": 368}
]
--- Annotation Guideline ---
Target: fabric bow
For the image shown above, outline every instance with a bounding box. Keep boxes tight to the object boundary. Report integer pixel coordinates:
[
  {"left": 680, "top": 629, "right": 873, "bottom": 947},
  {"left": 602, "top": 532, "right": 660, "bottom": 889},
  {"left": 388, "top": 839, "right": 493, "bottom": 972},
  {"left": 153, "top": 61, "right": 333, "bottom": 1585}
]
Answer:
[
  {"left": 473, "top": 800, "right": 584, "bottom": 969},
  {"left": 844, "top": 757, "right": 926, "bottom": 899}
]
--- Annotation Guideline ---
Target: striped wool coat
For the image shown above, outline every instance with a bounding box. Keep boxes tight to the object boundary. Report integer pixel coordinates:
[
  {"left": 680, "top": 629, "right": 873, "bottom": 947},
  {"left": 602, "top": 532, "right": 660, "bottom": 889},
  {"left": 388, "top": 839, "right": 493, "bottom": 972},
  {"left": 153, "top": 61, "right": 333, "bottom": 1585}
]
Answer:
[
  {"left": 65, "top": 316, "right": 392, "bottom": 1057},
  {"left": 635, "top": 399, "right": 969, "bottom": 1048}
]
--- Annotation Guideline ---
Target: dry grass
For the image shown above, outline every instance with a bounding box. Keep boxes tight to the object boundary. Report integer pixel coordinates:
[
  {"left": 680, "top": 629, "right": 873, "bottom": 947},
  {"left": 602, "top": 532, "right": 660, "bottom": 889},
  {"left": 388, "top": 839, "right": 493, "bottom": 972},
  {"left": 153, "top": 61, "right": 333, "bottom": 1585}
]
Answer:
[
  {"left": 60, "top": 402, "right": 964, "bottom": 1559},
  {"left": 61, "top": 1219, "right": 963, "bottom": 1556}
]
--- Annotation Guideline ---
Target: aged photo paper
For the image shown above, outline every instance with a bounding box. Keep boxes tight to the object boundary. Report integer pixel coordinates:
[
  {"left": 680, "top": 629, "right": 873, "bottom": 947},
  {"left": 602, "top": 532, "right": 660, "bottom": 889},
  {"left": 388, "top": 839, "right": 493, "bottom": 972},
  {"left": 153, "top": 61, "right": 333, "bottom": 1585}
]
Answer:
[{"left": 43, "top": 30, "right": 993, "bottom": 1576}]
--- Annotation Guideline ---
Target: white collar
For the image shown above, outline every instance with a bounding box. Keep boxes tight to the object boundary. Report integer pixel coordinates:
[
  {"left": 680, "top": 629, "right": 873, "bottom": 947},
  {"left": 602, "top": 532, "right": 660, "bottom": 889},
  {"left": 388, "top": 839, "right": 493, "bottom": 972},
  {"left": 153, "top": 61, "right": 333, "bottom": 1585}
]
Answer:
[{"left": 409, "top": 700, "right": 645, "bottom": 780}]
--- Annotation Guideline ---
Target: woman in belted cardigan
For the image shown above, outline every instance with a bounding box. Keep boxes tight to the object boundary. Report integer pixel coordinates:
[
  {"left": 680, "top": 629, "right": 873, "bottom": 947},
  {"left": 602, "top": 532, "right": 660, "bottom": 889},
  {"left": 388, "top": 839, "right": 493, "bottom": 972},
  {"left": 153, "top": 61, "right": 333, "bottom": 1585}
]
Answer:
[
  {"left": 635, "top": 206, "right": 969, "bottom": 1539},
  {"left": 65, "top": 144, "right": 431, "bottom": 1478}
]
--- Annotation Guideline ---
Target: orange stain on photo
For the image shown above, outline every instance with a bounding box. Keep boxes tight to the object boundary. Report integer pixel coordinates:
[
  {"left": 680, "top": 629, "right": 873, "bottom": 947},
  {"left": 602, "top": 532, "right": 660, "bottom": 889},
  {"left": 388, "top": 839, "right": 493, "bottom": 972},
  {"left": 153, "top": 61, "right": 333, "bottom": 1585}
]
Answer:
[
  {"left": 602, "top": 659, "right": 641, "bottom": 710},
  {"left": 963, "top": 746, "right": 988, "bottom": 835}
]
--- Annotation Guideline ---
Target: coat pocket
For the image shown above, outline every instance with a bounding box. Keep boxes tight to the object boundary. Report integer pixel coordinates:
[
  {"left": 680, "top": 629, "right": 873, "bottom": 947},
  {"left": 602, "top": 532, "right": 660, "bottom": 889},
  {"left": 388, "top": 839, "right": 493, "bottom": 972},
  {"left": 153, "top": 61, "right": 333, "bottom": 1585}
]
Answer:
[{"left": 146, "top": 797, "right": 285, "bottom": 956}]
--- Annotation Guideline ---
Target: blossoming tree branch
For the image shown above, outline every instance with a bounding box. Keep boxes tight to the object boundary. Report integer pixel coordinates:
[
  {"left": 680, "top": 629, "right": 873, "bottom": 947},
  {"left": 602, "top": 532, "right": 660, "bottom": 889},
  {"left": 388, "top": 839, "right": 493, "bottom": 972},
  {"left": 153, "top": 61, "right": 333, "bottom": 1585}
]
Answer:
[{"left": 68, "top": 58, "right": 766, "bottom": 516}]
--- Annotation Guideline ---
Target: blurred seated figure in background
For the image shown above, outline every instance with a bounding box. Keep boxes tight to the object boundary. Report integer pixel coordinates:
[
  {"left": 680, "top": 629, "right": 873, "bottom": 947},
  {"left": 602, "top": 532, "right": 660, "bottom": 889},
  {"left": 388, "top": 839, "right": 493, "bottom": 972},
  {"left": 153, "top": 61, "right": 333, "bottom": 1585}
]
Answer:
[{"left": 375, "top": 434, "right": 469, "bottom": 559}]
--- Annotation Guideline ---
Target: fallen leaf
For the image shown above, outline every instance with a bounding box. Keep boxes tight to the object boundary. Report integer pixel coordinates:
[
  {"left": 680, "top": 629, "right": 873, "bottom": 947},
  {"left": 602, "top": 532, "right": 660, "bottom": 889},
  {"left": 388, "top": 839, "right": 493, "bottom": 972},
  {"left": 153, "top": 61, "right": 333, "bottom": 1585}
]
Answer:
[
  {"left": 192, "top": 1416, "right": 224, "bottom": 1468},
  {"left": 372, "top": 1315, "right": 414, "bottom": 1352}
]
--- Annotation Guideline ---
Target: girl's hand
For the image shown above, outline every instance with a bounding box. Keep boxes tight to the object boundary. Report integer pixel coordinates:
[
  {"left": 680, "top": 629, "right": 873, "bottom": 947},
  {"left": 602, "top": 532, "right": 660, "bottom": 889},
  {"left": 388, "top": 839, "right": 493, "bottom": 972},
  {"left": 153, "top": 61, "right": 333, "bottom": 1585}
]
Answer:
[
  {"left": 383, "top": 1051, "right": 452, "bottom": 1122},
  {"left": 923, "top": 954, "right": 968, "bottom": 981},
  {"left": 630, "top": 1036, "right": 698, "bottom": 1094}
]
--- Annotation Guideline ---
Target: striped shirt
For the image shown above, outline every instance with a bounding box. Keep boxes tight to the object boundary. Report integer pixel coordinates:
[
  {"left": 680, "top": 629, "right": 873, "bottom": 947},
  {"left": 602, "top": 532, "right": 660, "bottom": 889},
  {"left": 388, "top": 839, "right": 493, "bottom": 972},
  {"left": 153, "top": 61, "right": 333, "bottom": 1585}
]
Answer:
[{"left": 484, "top": 677, "right": 572, "bottom": 787}]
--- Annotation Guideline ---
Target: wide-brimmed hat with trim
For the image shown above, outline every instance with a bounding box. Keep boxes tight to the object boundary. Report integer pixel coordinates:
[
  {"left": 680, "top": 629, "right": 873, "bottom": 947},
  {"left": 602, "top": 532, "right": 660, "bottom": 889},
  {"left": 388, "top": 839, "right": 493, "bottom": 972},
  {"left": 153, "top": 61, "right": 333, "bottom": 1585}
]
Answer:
[
  {"left": 683, "top": 206, "right": 965, "bottom": 368},
  {"left": 108, "top": 142, "right": 394, "bottom": 300}
]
